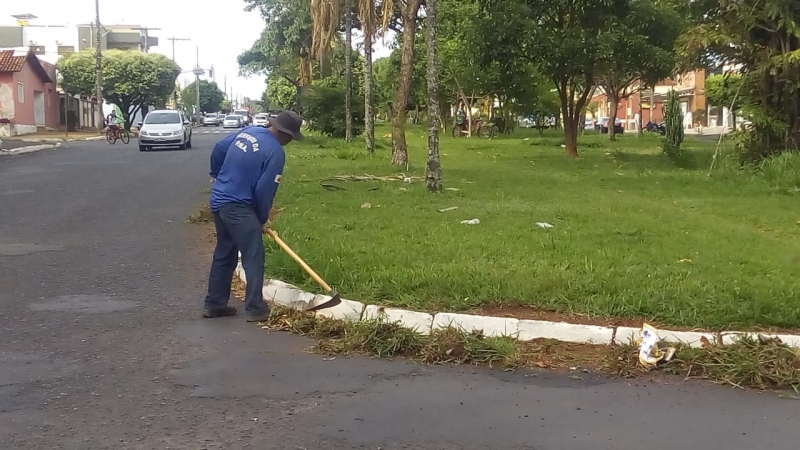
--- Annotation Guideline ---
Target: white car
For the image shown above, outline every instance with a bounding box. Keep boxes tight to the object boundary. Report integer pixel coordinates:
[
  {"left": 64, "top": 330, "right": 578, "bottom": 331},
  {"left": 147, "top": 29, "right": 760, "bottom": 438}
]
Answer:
[
  {"left": 252, "top": 114, "right": 269, "bottom": 127},
  {"left": 137, "top": 110, "right": 193, "bottom": 151},
  {"left": 222, "top": 115, "right": 242, "bottom": 128},
  {"left": 202, "top": 113, "right": 220, "bottom": 127}
]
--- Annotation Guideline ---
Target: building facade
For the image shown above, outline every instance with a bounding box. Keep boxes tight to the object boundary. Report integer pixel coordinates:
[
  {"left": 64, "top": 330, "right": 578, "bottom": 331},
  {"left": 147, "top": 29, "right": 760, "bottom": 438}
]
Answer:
[
  {"left": 0, "top": 50, "right": 59, "bottom": 136},
  {"left": 591, "top": 70, "right": 708, "bottom": 130},
  {"left": 0, "top": 16, "right": 159, "bottom": 133}
]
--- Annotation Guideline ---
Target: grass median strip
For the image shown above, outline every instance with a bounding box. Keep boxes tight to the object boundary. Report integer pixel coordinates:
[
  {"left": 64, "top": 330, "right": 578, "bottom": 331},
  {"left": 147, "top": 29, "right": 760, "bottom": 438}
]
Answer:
[{"left": 258, "top": 125, "right": 800, "bottom": 330}]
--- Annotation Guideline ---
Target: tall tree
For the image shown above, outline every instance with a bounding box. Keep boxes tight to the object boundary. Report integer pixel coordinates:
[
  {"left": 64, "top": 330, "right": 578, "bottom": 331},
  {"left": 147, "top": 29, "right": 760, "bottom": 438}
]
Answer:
[
  {"left": 180, "top": 80, "right": 225, "bottom": 114},
  {"left": 481, "top": 0, "right": 623, "bottom": 157},
  {"left": 425, "top": 0, "right": 443, "bottom": 191},
  {"left": 241, "top": 0, "right": 314, "bottom": 107},
  {"left": 357, "top": 0, "right": 378, "bottom": 153},
  {"left": 58, "top": 50, "right": 179, "bottom": 129},
  {"left": 595, "top": 0, "right": 681, "bottom": 140},
  {"left": 390, "top": 0, "right": 423, "bottom": 167}
]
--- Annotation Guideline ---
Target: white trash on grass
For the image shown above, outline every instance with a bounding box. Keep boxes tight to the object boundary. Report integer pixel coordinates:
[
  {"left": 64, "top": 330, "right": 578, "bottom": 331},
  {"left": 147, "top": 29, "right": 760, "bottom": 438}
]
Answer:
[{"left": 460, "top": 219, "right": 480, "bottom": 225}]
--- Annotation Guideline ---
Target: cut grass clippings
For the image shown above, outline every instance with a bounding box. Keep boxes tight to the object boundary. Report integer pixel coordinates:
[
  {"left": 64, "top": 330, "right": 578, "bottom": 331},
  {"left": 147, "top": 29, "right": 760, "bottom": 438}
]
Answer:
[
  {"left": 261, "top": 306, "right": 800, "bottom": 391},
  {"left": 261, "top": 125, "right": 800, "bottom": 331}
]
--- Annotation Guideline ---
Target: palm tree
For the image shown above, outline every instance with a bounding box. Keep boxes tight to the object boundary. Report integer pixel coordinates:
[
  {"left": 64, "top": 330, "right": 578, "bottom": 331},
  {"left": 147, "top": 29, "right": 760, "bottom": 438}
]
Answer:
[
  {"left": 310, "top": 0, "right": 342, "bottom": 76},
  {"left": 424, "top": 0, "right": 442, "bottom": 191},
  {"left": 357, "top": 0, "right": 378, "bottom": 153}
]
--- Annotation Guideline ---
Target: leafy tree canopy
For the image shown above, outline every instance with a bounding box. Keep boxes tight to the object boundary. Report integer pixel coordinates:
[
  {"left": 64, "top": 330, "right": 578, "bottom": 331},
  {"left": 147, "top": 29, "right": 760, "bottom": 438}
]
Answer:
[
  {"left": 181, "top": 80, "right": 225, "bottom": 114},
  {"left": 57, "top": 50, "right": 179, "bottom": 128}
]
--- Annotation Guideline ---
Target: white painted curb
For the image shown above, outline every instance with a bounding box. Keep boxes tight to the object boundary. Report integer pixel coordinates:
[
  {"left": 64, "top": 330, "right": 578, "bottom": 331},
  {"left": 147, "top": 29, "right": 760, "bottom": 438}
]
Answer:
[
  {"left": 233, "top": 262, "right": 800, "bottom": 348},
  {"left": 0, "top": 142, "right": 62, "bottom": 155}
]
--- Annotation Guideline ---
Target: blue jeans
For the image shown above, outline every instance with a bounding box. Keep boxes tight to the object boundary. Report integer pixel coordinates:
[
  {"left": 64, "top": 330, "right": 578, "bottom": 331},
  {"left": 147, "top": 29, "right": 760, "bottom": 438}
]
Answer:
[{"left": 204, "top": 203, "right": 268, "bottom": 316}]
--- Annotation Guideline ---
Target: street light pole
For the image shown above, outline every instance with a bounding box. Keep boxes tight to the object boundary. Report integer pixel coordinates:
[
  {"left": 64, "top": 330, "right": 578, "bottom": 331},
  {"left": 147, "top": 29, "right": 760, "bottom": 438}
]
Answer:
[
  {"left": 193, "top": 46, "right": 204, "bottom": 124},
  {"left": 94, "top": 0, "right": 103, "bottom": 133},
  {"left": 167, "top": 37, "right": 189, "bottom": 108}
]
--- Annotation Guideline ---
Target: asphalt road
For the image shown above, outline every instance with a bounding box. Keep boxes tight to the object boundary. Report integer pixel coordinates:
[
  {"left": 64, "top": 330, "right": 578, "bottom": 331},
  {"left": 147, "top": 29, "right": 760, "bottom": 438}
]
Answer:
[{"left": 1, "top": 131, "right": 797, "bottom": 450}]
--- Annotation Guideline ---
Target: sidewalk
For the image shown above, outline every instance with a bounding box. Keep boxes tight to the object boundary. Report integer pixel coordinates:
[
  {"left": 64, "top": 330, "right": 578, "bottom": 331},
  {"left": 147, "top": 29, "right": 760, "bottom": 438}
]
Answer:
[{"left": 2, "top": 130, "right": 104, "bottom": 142}]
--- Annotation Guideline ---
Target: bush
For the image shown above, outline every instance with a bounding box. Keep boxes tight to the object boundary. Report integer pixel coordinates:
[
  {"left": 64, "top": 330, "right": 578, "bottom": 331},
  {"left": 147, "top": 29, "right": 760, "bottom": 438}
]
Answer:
[
  {"left": 662, "top": 90, "right": 684, "bottom": 157},
  {"left": 757, "top": 151, "right": 800, "bottom": 193},
  {"left": 301, "top": 84, "right": 364, "bottom": 138}
]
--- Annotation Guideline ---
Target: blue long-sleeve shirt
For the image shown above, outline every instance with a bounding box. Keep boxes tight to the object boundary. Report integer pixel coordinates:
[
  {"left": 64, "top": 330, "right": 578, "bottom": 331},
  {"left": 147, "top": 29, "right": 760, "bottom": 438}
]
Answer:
[{"left": 209, "top": 126, "right": 286, "bottom": 224}]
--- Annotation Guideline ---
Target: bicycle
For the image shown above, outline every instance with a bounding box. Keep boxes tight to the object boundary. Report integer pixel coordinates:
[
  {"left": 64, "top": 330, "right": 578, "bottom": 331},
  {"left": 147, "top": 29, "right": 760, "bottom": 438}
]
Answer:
[
  {"left": 452, "top": 117, "right": 485, "bottom": 138},
  {"left": 478, "top": 118, "right": 500, "bottom": 139},
  {"left": 106, "top": 126, "right": 130, "bottom": 145}
]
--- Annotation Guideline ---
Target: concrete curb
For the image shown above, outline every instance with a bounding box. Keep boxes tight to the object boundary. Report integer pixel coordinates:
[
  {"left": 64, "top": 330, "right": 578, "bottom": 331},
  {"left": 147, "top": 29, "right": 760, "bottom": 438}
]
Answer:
[
  {"left": 0, "top": 142, "right": 62, "bottom": 155},
  {"left": 234, "top": 263, "right": 800, "bottom": 349}
]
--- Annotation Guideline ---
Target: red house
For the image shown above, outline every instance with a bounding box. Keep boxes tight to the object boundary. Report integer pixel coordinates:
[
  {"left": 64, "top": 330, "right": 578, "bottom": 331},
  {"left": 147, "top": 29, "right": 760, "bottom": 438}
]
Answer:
[
  {"left": 591, "top": 70, "right": 708, "bottom": 130},
  {"left": 0, "top": 50, "right": 59, "bottom": 137}
]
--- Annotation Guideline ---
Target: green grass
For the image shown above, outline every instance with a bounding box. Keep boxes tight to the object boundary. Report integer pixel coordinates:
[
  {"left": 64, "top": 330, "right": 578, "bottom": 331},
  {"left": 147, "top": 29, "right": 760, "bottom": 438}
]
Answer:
[{"left": 263, "top": 125, "right": 800, "bottom": 330}]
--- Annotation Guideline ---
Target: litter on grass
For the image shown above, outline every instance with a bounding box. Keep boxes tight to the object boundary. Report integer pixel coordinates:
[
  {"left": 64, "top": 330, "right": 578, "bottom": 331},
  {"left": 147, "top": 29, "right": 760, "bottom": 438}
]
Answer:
[{"left": 460, "top": 219, "right": 480, "bottom": 225}]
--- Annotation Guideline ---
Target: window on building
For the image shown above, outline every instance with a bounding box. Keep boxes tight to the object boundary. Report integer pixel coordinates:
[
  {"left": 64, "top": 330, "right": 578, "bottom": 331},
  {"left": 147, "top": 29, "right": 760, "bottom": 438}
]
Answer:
[{"left": 17, "top": 83, "right": 24, "bottom": 103}]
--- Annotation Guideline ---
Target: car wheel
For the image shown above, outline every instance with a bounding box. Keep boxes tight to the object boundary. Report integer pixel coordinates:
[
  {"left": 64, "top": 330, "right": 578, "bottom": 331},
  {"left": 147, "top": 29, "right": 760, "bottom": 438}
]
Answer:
[{"left": 186, "top": 136, "right": 193, "bottom": 149}]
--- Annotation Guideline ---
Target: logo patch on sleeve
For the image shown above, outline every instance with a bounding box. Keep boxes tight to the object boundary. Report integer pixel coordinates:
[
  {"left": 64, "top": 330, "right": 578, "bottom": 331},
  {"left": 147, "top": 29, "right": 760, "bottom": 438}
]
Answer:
[{"left": 274, "top": 174, "right": 282, "bottom": 183}]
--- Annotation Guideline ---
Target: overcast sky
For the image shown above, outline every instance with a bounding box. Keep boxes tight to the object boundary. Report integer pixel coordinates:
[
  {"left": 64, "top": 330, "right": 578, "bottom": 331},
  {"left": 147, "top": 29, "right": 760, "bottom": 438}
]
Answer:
[{"left": 6, "top": 1, "right": 392, "bottom": 100}]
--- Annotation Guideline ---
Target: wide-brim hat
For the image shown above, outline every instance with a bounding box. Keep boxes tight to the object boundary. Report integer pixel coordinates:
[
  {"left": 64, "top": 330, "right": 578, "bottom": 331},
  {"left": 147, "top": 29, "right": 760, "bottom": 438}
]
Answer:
[{"left": 268, "top": 110, "right": 304, "bottom": 141}]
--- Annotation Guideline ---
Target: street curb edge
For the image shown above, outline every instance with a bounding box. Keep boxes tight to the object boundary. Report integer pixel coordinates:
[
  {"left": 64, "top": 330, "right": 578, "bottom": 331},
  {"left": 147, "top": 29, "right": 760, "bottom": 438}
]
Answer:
[{"left": 233, "top": 262, "right": 800, "bottom": 349}]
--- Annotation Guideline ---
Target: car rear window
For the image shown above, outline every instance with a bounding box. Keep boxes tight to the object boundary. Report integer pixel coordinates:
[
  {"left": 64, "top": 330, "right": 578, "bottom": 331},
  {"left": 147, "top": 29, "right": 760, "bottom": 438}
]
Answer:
[
  {"left": 254, "top": 115, "right": 267, "bottom": 119},
  {"left": 225, "top": 115, "right": 238, "bottom": 120}
]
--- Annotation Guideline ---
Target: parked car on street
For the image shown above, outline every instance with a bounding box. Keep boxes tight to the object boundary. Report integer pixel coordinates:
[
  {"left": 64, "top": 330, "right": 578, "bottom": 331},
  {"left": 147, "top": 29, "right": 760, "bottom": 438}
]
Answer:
[
  {"left": 202, "top": 113, "right": 220, "bottom": 127},
  {"left": 137, "top": 110, "right": 193, "bottom": 151},
  {"left": 585, "top": 119, "right": 596, "bottom": 130},
  {"left": 252, "top": 114, "right": 269, "bottom": 127},
  {"left": 222, "top": 115, "right": 242, "bottom": 128},
  {"left": 596, "top": 117, "right": 624, "bottom": 134}
]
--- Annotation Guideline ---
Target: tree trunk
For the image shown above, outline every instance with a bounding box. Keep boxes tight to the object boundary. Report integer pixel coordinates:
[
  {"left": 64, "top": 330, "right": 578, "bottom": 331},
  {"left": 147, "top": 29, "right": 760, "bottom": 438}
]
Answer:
[
  {"left": 364, "top": 27, "right": 374, "bottom": 154},
  {"left": 344, "top": 0, "right": 353, "bottom": 142},
  {"left": 563, "top": 117, "right": 578, "bottom": 157},
  {"left": 425, "top": 0, "right": 442, "bottom": 192},
  {"left": 608, "top": 96, "right": 618, "bottom": 141},
  {"left": 391, "top": 0, "right": 421, "bottom": 166}
]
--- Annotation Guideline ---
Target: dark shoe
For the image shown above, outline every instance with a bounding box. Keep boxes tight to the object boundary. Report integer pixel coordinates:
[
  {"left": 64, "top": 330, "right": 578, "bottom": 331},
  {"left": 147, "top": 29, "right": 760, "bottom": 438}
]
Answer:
[
  {"left": 245, "top": 310, "right": 271, "bottom": 322},
  {"left": 203, "top": 306, "right": 237, "bottom": 318}
]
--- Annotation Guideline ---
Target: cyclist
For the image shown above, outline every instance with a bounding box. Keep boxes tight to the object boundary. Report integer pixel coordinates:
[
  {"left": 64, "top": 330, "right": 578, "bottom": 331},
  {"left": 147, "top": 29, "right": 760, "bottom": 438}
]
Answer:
[{"left": 105, "top": 111, "right": 120, "bottom": 138}]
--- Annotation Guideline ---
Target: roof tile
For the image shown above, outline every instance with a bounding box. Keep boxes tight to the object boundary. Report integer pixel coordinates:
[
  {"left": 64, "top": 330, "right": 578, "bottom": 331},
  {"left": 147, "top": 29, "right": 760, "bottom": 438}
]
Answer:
[{"left": 0, "top": 50, "right": 25, "bottom": 72}]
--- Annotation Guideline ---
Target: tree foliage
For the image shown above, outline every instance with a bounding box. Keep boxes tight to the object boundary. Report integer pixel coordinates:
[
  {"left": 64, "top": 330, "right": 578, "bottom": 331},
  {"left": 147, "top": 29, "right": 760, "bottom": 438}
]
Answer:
[
  {"left": 181, "top": 80, "right": 225, "bottom": 114},
  {"left": 57, "top": 50, "right": 179, "bottom": 129},
  {"left": 704, "top": 74, "right": 743, "bottom": 113},
  {"left": 479, "top": 0, "right": 625, "bottom": 156},
  {"left": 302, "top": 83, "right": 365, "bottom": 138},
  {"left": 595, "top": 0, "right": 682, "bottom": 140},
  {"left": 267, "top": 75, "right": 300, "bottom": 109},
  {"left": 240, "top": 0, "right": 313, "bottom": 87},
  {"left": 676, "top": 0, "right": 800, "bottom": 160}
]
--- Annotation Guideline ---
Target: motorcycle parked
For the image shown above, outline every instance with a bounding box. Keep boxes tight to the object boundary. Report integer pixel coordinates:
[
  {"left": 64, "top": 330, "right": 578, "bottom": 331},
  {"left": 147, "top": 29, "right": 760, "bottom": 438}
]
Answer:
[{"left": 645, "top": 121, "right": 666, "bottom": 135}]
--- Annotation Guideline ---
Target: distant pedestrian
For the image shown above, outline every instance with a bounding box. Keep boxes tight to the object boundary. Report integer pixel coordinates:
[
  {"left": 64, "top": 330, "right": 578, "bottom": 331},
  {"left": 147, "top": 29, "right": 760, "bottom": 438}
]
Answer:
[{"left": 203, "top": 111, "right": 304, "bottom": 321}]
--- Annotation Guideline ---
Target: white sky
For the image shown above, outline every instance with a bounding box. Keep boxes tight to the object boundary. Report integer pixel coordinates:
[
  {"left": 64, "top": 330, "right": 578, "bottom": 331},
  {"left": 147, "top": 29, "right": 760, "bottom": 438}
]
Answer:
[{"left": 5, "top": 1, "right": 392, "bottom": 100}]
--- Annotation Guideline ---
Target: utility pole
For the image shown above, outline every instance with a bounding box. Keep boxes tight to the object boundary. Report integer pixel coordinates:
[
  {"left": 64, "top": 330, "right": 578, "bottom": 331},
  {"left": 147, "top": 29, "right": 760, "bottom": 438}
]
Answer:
[
  {"left": 167, "top": 37, "right": 189, "bottom": 108},
  {"left": 94, "top": 0, "right": 104, "bottom": 132},
  {"left": 192, "top": 46, "right": 205, "bottom": 124}
]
